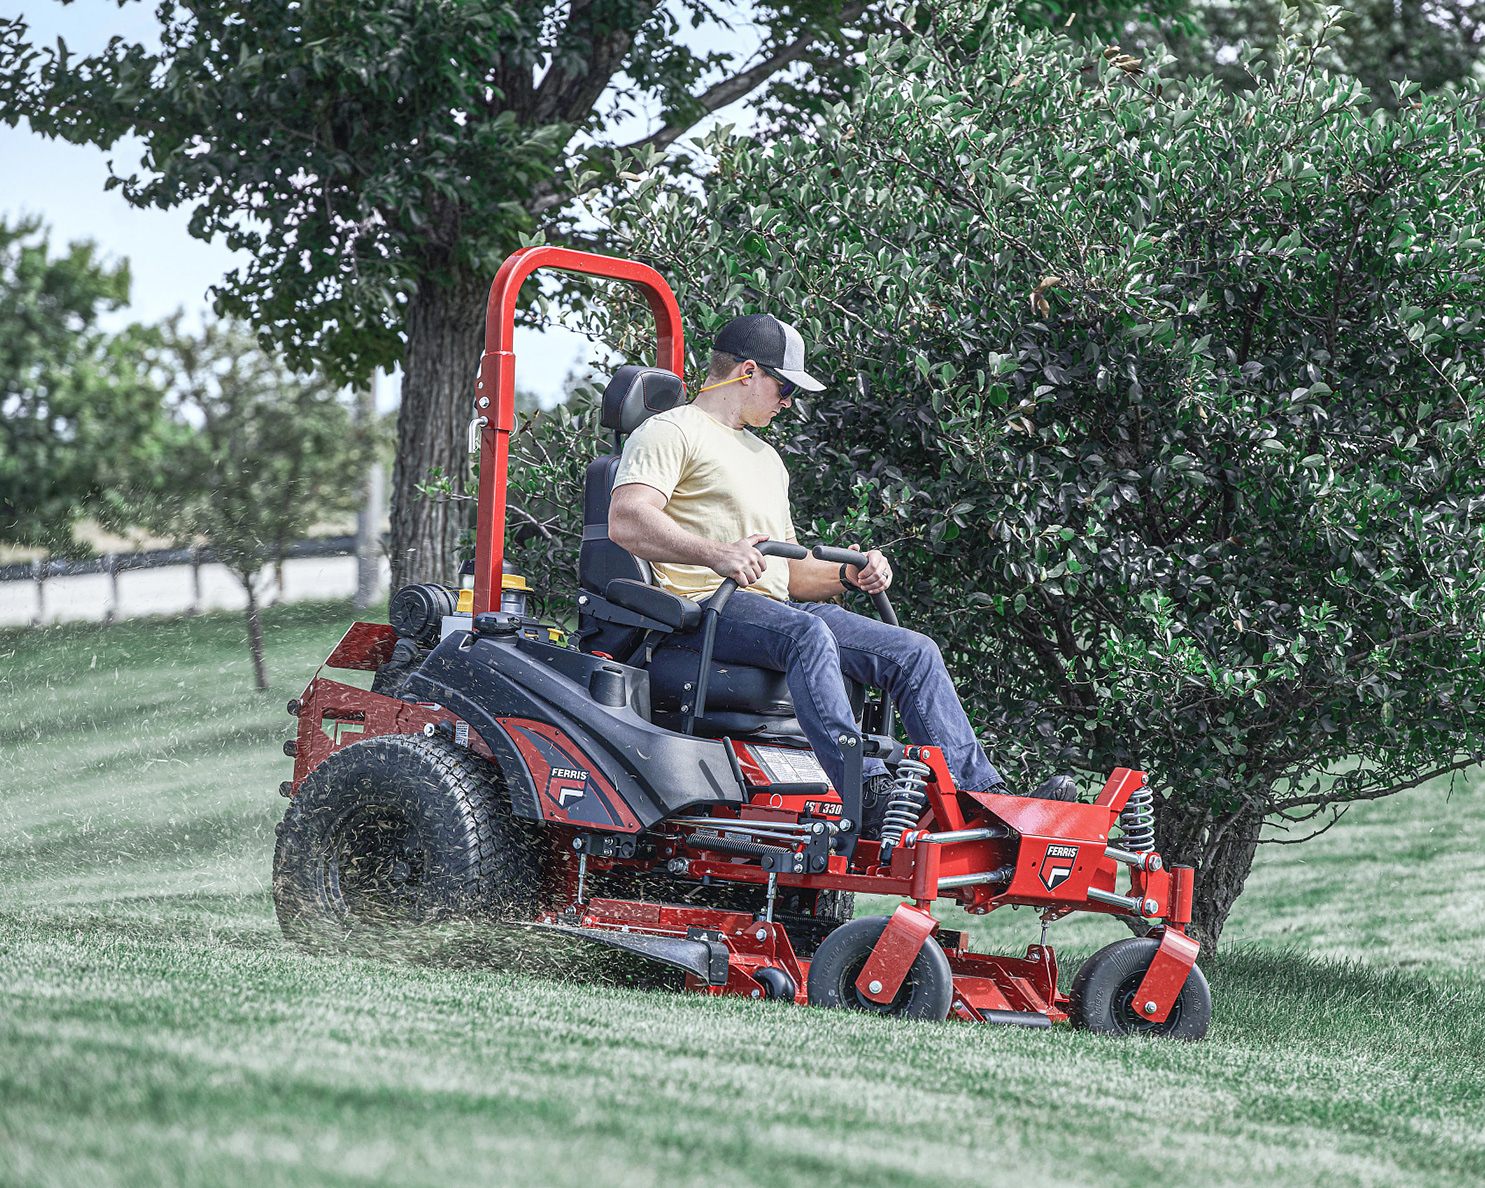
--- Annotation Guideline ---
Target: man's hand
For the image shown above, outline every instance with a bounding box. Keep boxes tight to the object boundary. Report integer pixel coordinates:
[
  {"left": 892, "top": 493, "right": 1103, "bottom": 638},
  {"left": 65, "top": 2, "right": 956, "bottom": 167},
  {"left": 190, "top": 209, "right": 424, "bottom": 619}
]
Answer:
[
  {"left": 846, "top": 547, "right": 893, "bottom": 594},
  {"left": 711, "top": 534, "right": 771, "bottom": 587}
]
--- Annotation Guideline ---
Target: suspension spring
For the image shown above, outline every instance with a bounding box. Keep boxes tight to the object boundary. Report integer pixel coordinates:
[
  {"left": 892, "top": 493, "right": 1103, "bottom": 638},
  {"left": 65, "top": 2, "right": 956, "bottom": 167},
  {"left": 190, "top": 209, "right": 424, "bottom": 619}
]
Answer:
[
  {"left": 878, "top": 758, "right": 932, "bottom": 860},
  {"left": 1117, "top": 784, "right": 1155, "bottom": 853}
]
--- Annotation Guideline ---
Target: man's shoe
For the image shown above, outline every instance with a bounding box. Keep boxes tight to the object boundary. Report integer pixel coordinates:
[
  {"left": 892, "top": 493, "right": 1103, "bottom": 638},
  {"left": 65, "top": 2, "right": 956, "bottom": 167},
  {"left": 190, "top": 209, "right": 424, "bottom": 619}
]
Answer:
[
  {"left": 860, "top": 773, "right": 897, "bottom": 839},
  {"left": 1029, "top": 773, "right": 1079, "bottom": 802}
]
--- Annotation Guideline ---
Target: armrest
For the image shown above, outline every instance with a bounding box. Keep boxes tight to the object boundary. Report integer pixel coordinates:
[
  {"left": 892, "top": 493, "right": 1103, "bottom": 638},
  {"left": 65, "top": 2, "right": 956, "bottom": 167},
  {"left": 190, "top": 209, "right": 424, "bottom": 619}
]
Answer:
[{"left": 604, "top": 579, "right": 702, "bottom": 633}]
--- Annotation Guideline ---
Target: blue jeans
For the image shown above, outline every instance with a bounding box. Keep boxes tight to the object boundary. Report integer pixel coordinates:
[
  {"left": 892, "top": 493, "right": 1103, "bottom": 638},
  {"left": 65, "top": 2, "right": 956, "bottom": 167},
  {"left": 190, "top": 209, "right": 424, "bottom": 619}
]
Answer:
[{"left": 659, "top": 591, "right": 1003, "bottom": 795}]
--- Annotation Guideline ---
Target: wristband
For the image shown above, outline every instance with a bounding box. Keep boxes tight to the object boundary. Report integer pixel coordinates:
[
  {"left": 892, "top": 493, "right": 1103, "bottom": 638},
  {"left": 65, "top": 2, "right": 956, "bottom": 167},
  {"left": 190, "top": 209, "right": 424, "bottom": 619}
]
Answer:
[{"left": 839, "top": 563, "right": 861, "bottom": 592}]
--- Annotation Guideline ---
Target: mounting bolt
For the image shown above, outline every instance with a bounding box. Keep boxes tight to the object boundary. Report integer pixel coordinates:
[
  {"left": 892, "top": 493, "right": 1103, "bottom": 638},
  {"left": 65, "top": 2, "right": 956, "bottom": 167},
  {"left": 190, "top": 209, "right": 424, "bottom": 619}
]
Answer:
[
  {"left": 683, "top": 683, "right": 693, "bottom": 691},
  {"left": 572, "top": 838, "right": 583, "bottom": 851},
  {"left": 1148, "top": 855, "right": 1162, "bottom": 871},
  {"left": 838, "top": 819, "right": 853, "bottom": 832},
  {"left": 1143, "top": 898, "right": 1159, "bottom": 916},
  {"left": 755, "top": 927, "right": 767, "bottom": 941},
  {"left": 867, "top": 980, "right": 883, "bottom": 995},
  {"left": 1143, "top": 1000, "right": 1158, "bottom": 1015},
  {"left": 478, "top": 396, "right": 489, "bottom": 408},
  {"left": 751, "top": 988, "right": 760, "bottom": 998},
  {"left": 667, "top": 858, "right": 688, "bottom": 874}
]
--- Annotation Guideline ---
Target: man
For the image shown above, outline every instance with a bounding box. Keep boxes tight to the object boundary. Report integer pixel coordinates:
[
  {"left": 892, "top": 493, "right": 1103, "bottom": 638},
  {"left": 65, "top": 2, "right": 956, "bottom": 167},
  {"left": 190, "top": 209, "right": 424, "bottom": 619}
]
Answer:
[{"left": 608, "top": 313, "right": 1068, "bottom": 824}]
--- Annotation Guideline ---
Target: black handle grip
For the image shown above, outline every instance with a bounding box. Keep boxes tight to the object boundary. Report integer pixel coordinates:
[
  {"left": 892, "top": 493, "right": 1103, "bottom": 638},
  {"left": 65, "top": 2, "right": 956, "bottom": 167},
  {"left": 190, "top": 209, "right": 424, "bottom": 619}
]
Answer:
[
  {"left": 809, "top": 545, "right": 897, "bottom": 628},
  {"left": 811, "top": 545, "right": 869, "bottom": 567},
  {"left": 706, "top": 540, "right": 807, "bottom": 616},
  {"left": 707, "top": 579, "right": 741, "bottom": 617}
]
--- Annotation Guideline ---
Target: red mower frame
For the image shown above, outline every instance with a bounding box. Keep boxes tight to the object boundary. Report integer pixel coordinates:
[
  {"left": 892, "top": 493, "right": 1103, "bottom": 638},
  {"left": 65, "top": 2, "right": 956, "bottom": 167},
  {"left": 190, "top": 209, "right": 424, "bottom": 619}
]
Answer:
[{"left": 280, "top": 247, "right": 1207, "bottom": 1036}]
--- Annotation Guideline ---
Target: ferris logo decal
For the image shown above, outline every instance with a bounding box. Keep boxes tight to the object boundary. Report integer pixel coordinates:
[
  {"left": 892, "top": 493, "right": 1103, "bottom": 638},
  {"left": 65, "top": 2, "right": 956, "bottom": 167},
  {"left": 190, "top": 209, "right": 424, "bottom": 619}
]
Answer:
[
  {"left": 550, "top": 768, "right": 590, "bottom": 805},
  {"left": 1039, "top": 843, "right": 1080, "bottom": 892}
]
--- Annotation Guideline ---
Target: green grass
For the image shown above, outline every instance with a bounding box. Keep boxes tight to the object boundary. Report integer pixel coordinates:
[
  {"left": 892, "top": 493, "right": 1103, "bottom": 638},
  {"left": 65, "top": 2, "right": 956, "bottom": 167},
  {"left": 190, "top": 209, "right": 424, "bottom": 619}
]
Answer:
[{"left": 2, "top": 605, "right": 1483, "bottom": 1187}]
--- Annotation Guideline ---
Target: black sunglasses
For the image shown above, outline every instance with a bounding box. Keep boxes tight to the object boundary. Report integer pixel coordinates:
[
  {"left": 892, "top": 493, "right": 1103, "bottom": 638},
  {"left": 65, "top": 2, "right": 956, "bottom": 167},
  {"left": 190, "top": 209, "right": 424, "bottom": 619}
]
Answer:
[{"left": 733, "top": 355, "right": 798, "bottom": 399}]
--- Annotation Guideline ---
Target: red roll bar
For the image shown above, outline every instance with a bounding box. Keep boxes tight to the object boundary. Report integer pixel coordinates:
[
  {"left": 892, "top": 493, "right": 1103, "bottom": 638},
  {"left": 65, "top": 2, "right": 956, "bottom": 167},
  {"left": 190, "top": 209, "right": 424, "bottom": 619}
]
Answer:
[{"left": 471, "top": 247, "right": 685, "bottom": 615}]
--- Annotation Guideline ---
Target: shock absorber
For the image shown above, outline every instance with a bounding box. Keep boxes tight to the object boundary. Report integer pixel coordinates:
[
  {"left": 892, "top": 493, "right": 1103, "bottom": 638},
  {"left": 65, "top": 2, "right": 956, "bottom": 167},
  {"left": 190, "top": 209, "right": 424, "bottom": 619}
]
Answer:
[
  {"left": 1117, "top": 783, "right": 1155, "bottom": 853},
  {"left": 877, "top": 757, "right": 932, "bottom": 861}
]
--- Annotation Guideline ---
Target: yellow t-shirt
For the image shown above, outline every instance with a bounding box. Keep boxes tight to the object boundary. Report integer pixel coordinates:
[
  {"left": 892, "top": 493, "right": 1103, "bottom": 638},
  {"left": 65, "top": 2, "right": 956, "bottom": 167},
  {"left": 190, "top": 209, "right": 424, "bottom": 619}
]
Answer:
[{"left": 611, "top": 404, "right": 794, "bottom": 602}]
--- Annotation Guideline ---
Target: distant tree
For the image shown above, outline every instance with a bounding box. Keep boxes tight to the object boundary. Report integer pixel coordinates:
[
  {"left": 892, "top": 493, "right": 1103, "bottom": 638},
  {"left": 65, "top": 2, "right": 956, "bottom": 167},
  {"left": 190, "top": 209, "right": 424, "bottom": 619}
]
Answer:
[
  {"left": 140, "top": 323, "right": 370, "bottom": 689},
  {"left": 0, "top": 217, "right": 174, "bottom": 554},
  {"left": 588, "top": 2, "right": 1485, "bottom": 943}
]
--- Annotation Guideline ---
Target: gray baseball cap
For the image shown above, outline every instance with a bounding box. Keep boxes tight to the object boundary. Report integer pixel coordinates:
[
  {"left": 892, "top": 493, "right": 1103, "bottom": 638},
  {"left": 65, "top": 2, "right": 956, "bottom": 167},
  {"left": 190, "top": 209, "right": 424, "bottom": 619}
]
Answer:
[{"left": 714, "top": 313, "right": 826, "bottom": 392}]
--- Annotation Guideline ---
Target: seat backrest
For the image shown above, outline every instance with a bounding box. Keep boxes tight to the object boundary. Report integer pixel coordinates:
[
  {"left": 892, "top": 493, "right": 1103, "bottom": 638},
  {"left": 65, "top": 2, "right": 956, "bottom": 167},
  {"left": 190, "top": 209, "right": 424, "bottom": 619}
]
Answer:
[
  {"left": 600, "top": 364, "right": 685, "bottom": 435},
  {"left": 580, "top": 454, "right": 649, "bottom": 595},
  {"left": 577, "top": 366, "right": 685, "bottom": 657}
]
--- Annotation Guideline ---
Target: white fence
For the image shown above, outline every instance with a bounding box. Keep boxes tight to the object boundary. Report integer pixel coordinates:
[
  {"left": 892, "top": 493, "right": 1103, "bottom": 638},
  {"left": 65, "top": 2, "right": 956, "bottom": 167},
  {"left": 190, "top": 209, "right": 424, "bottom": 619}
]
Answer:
[{"left": 0, "top": 540, "right": 388, "bottom": 627}]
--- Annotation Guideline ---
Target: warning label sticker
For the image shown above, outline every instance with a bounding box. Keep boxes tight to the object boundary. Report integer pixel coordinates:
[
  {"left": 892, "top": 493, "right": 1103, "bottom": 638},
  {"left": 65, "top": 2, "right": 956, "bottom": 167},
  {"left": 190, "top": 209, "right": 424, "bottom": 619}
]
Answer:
[{"left": 751, "top": 746, "right": 829, "bottom": 785}]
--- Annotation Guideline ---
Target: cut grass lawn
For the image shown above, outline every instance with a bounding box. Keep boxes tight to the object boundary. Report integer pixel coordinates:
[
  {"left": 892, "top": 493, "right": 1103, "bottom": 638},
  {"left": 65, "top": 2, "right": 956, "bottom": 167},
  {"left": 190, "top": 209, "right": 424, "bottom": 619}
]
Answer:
[{"left": 1, "top": 604, "right": 1482, "bottom": 1187}]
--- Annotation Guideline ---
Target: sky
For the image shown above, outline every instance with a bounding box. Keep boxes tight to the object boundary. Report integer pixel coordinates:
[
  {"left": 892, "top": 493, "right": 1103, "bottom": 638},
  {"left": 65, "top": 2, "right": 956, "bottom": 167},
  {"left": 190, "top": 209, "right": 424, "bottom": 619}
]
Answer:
[{"left": 0, "top": 0, "right": 762, "bottom": 409}]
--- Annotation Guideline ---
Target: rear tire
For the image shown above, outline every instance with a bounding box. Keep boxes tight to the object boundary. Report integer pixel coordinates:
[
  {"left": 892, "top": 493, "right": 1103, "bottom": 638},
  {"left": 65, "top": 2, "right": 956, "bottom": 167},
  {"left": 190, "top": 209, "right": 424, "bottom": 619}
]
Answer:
[
  {"left": 273, "top": 734, "right": 540, "bottom": 952},
  {"left": 1068, "top": 937, "right": 1211, "bottom": 1039},
  {"left": 806, "top": 915, "right": 953, "bottom": 1021}
]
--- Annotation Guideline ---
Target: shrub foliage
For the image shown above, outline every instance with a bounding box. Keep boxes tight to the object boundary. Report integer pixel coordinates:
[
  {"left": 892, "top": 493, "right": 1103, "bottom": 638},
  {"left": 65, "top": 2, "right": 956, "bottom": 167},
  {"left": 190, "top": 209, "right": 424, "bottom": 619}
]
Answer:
[{"left": 573, "top": 3, "right": 1485, "bottom": 940}]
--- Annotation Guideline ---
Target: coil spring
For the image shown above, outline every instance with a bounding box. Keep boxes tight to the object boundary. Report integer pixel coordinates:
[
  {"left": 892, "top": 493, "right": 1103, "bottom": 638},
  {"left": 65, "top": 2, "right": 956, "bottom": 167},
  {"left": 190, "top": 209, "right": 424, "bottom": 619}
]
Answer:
[
  {"left": 1117, "top": 784, "right": 1155, "bottom": 853},
  {"left": 878, "top": 758, "right": 932, "bottom": 857}
]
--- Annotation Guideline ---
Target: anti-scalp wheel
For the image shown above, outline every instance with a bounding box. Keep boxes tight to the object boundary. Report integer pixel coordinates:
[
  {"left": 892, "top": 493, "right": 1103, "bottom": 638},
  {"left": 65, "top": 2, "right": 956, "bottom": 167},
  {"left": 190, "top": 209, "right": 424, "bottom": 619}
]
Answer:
[
  {"left": 1068, "top": 936, "right": 1211, "bottom": 1040},
  {"left": 273, "top": 733, "right": 541, "bottom": 952},
  {"left": 806, "top": 914, "right": 953, "bottom": 1021}
]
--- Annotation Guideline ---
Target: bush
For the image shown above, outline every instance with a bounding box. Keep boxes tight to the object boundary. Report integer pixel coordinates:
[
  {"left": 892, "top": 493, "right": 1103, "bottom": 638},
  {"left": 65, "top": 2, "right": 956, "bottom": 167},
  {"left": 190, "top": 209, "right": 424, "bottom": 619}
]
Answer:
[{"left": 580, "top": 2, "right": 1485, "bottom": 941}]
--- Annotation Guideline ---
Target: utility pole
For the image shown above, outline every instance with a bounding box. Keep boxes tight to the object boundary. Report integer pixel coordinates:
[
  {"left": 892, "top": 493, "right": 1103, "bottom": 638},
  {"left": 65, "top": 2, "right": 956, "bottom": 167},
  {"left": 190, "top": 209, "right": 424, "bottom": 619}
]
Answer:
[{"left": 355, "top": 372, "right": 386, "bottom": 610}]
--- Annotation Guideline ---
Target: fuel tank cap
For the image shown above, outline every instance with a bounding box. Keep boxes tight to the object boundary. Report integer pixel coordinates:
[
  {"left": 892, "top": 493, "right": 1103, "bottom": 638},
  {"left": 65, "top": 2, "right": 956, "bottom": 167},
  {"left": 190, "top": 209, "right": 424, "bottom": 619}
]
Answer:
[{"left": 472, "top": 611, "right": 521, "bottom": 636}]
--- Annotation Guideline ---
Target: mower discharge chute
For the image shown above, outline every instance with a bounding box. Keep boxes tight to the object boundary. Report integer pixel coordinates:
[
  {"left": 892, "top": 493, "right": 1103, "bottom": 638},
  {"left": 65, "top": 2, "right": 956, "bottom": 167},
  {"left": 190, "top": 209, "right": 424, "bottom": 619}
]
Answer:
[{"left": 272, "top": 247, "right": 1211, "bottom": 1039}]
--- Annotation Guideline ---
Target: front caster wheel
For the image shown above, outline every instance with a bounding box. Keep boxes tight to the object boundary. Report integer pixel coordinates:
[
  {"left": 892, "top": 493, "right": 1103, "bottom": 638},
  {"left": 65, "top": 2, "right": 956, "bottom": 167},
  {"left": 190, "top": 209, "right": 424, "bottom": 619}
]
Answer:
[
  {"left": 806, "top": 915, "right": 953, "bottom": 1021},
  {"left": 1068, "top": 937, "right": 1211, "bottom": 1040}
]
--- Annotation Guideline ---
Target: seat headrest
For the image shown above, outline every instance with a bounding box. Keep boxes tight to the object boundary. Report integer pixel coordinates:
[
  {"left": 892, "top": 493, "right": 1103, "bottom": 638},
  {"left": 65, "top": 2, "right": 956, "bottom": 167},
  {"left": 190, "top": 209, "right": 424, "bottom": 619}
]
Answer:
[{"left": 600, "top": 365, "right": 685, "bottom": 436}]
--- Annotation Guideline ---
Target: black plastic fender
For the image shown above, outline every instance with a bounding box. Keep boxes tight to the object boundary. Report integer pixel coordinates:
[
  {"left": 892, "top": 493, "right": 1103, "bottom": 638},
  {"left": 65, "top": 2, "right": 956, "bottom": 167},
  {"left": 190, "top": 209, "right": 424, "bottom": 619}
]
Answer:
[{"left": 402, "top": 630, "right": 747, "bottom": 829}]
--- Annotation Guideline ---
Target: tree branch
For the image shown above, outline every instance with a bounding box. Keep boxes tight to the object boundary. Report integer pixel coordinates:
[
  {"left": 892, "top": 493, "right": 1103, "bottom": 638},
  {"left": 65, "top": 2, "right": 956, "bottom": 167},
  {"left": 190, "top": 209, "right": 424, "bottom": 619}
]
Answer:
[
  {"left": 1273, "top": 755, "right": 1484, "bottom": 811},
  {"left": 1261, "top": 805, "right": 1349, "bottom": 845},
  {"left": 620, "top": 6, "right": 866, "bottom": 155}
]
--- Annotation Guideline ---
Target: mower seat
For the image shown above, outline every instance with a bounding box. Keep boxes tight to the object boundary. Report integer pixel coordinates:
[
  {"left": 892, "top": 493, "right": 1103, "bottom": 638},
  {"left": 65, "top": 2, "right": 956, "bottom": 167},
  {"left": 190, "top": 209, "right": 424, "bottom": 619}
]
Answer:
[{"left": 646, "top": 646, "right": 865, "bottom": 738}]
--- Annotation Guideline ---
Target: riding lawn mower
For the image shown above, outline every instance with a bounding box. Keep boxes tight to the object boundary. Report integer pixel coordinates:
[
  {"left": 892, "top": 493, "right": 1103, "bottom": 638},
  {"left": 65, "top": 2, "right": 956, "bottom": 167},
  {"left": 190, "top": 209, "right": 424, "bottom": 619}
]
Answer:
[{"left": 272, "top": 247, "right": 1212, "bottom": 1038}]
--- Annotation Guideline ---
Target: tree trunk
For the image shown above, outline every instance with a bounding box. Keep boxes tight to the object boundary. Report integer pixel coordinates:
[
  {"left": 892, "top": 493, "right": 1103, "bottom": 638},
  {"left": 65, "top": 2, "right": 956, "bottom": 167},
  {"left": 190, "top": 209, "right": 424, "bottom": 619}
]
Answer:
[
  {"left": 243, "top": 580, "right": 269, "bottom": 691},
  {"left": 1155, "top": 796, "right": 1266, "bottom": 951},
  {"left": 390, "top": 268, "right": 487, "bottom": 593}
]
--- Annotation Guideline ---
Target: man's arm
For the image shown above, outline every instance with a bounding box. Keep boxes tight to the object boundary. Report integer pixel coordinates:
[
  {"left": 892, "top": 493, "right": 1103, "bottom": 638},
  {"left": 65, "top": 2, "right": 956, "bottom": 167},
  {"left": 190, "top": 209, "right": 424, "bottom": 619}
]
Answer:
[
  {"left": 609, "top": 483, "right": 771, "bottom": 587},
  {"left": 786, "top": 543, "right": 893, "bottom": 601}
]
